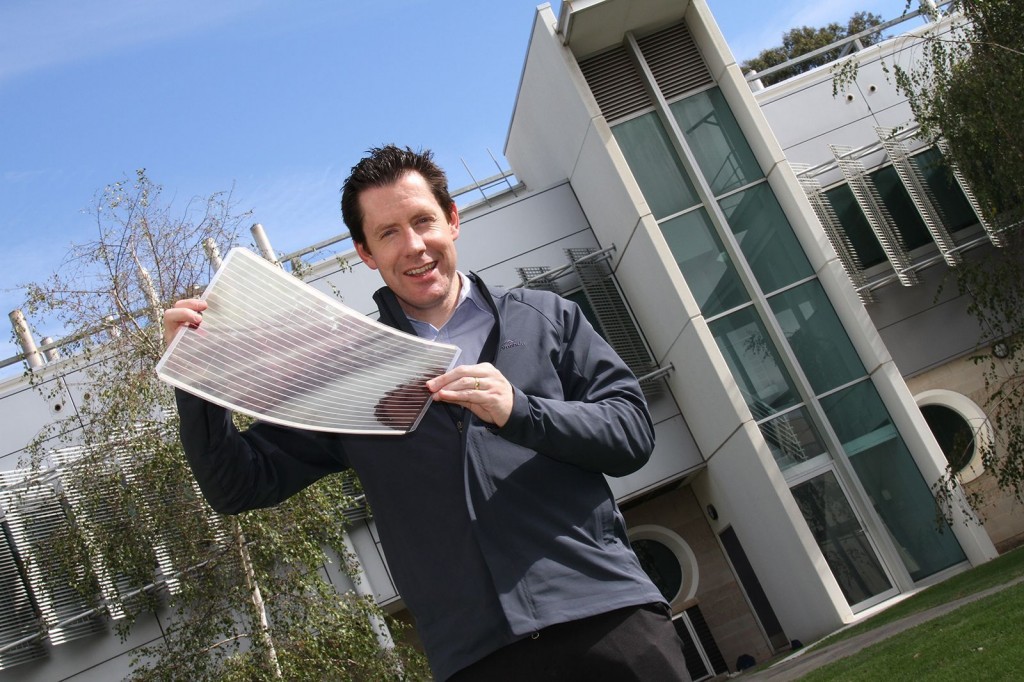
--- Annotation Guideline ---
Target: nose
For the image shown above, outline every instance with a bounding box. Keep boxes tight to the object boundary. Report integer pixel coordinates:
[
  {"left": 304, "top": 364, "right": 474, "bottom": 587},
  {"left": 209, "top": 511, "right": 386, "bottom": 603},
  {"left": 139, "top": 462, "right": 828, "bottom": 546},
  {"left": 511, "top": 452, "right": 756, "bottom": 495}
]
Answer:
[{"left": 400, "top": 225, "right": 426, "bottom": 253}]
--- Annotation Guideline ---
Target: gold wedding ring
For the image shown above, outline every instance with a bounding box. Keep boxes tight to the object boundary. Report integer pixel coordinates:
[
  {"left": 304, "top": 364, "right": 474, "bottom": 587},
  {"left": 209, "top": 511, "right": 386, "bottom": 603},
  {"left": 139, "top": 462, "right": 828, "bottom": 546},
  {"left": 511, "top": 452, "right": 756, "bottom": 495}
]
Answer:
[{"left": 474, "top": 377, "right": 480, "bottom": 391}]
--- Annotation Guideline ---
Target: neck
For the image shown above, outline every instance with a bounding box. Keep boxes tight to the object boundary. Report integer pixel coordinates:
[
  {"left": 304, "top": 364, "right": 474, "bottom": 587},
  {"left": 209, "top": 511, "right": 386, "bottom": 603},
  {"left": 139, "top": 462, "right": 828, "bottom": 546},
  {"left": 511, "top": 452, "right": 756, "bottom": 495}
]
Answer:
[{"left": 403, "top": 272, "right": 464, "bottom": 329}]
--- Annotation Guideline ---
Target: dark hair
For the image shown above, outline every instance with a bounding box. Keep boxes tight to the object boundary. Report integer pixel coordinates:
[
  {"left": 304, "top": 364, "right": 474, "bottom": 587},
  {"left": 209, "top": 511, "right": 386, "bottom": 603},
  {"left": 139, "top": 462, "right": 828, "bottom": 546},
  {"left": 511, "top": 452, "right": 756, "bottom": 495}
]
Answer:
[{"left": 340, "top": 145, "right": 454, "bottom": 245}]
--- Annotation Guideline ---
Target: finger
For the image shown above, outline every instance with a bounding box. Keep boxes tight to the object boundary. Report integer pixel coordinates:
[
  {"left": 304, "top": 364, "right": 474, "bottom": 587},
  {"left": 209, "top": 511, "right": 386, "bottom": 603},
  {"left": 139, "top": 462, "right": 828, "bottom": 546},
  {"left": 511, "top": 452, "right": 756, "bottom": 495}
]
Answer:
[
  {"left": 164, "top": 308, "right": 204, "bottom": 327},
  {"left": 162, "top": 301, "right": 207, "bottom": 346},
  {"left": 426, "top": 366, "right": 471, "bottom": 392},
  {"left": 173, "top": 298, "right": 208, "bottom": 312}
]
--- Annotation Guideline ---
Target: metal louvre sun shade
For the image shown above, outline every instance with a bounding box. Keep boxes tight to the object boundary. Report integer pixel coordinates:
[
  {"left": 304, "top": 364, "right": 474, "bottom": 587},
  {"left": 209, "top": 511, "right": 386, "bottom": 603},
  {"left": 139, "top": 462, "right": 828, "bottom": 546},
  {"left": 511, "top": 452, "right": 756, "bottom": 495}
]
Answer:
[{"left": 156, "top": 248, "right": 460, "bottom": 434}]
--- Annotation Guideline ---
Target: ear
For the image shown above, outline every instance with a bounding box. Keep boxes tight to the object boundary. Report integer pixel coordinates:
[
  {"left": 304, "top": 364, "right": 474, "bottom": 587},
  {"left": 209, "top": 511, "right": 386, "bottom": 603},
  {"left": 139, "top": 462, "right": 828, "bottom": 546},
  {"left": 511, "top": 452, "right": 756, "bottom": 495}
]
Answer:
[
  {"left": 449, "top": 204, "right": 460, "bottom": 240},
  {"left": 354, "top": 240, "right": 378, "bottom": 270}
]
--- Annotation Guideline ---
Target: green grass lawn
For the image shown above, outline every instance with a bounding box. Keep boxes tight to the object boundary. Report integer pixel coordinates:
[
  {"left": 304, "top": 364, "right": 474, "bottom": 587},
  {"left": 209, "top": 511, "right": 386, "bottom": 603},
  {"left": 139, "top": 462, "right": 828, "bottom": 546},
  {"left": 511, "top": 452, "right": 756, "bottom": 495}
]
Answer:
[
  {"left": 811, "top": 545, "right": 1024, "bottom": 650},
  {"left": 799, "top": 580, "right": 1024, "bottom": 680},
  {"left": 792, "top": 546, "right": 1024, "bottom": 680}
]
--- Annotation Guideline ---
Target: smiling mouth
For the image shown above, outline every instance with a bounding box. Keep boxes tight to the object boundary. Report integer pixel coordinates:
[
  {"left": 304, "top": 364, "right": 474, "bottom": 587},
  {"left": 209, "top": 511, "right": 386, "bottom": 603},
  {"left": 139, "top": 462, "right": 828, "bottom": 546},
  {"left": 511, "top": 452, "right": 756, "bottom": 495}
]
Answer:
[{"left": 405, "top": 262, "right": 436, "bottom": 277}]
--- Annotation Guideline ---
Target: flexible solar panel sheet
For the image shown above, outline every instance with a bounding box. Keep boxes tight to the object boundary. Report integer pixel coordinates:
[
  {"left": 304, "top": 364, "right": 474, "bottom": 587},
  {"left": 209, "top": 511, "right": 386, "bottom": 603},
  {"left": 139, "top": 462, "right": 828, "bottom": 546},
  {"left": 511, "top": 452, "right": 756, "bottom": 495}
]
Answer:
[{"left": 156, "top": 248, "right": 460, "bottom": 435}]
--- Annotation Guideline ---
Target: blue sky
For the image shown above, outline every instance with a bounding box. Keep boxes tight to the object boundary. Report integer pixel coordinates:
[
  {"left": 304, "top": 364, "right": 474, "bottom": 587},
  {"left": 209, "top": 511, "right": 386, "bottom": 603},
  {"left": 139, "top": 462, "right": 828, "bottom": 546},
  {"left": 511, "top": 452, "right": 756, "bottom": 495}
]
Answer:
[{"left": 0, "top": 0, "right": 918, "bottom": 369}]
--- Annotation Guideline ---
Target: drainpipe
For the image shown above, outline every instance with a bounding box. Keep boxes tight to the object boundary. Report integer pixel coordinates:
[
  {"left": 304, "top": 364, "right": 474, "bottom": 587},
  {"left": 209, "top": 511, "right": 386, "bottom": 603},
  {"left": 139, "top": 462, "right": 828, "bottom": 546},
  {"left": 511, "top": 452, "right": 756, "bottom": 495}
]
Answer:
[
  {"left": 41, "top": 337, "right": 60, "bottom": 363},
  {"left": 746, "top": 69, "right": 765, "bottom": 92},
  {"left": 203, "top": 237, "right": 224, "bottom": 270},
  {"left": 251, "top": 224, "right": 280, "bottom": 267},
  {"left": 9, "top": 310, "right": 44, "bottom": 370}
]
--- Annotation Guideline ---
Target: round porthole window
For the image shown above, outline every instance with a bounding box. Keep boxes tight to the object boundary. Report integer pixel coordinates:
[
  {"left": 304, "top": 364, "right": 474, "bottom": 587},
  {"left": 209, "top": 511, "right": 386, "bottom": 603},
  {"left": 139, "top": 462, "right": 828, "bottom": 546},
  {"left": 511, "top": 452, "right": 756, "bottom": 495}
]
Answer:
[
  {"left": 633, "top": 538, "right": 683, "bottom": 602},
  {"left": 916, "top": 389, "right": 992, "bottom": 483},
  {"left": 920, "top": 404, "right": 975, "bottom": 472},
  {"left": 629, "top": 525, "right": 698, "bottom": 609}
]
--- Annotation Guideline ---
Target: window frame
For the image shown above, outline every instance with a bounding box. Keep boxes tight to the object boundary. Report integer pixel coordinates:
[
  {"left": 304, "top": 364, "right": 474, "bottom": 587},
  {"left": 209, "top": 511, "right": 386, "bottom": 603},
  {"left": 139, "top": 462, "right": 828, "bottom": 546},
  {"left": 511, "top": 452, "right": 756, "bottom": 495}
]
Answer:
[
  {"left": 915, "top": 389, "right": 992, "bottom": 483},
  {"left": 629, "top": 524, "right": 699, "bottom": 610}
]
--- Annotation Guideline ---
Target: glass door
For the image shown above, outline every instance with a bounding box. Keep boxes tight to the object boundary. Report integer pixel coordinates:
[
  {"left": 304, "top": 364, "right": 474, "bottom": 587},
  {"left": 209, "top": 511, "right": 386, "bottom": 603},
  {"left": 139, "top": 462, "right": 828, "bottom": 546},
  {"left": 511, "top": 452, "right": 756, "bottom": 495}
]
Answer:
[{"left": 789, "top": 467, "right": 898, "bottom": 611}]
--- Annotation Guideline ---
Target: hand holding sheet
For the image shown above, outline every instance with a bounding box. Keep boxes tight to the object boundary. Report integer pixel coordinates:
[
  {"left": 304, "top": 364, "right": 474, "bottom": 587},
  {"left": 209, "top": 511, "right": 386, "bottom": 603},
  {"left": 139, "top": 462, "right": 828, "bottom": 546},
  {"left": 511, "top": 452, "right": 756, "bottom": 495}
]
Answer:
[{"left": 156, "top": 248, "right": 460, "bottom": 434}]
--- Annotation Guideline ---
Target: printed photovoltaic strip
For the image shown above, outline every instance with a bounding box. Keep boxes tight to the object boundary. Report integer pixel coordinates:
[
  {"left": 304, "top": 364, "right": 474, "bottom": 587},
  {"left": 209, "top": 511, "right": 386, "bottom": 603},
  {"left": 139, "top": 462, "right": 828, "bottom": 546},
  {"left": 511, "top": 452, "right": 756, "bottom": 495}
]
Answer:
[{"left": 156, "top": 248, "right": 460, "bottom": 434}]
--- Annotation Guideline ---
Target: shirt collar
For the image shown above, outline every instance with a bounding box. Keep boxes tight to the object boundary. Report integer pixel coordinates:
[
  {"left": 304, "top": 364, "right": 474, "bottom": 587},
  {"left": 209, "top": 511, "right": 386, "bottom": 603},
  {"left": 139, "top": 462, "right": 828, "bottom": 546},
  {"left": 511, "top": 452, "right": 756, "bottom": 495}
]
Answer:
[
  {"left": 459, "top": 272, "right": 491, "bottom": 317},
  {"left": 406, "top": 271, "right": 489, "bottom": 332}
]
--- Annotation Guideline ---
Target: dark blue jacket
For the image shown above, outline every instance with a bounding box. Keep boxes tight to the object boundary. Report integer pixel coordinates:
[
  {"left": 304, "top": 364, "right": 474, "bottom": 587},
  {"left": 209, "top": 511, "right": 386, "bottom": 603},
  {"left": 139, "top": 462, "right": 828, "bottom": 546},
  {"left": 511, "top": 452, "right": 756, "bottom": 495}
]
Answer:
[{"left": 176, "top": 274, "right": 663, "bottom": 680}]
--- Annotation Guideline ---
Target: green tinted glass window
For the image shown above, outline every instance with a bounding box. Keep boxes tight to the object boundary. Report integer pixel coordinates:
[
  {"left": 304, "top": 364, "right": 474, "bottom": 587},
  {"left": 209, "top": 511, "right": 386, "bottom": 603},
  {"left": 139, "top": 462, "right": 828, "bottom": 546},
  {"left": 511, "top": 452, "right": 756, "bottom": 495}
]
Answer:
[
  {"left": 709, "top": 307, "right": 800, "bottom": 419},
  {"left": 759, "top": 406, "right": 829, "bottom": 472},
  {"left": 612, "top": 112, "right": 701, "bottom": 219},
  {"left": 820, "top": 380, "right": 967, "bottom": 581},
  {"left": 824, "top": 183, "right": 886, "bottom": 269},
  {"left": 912, "top": 147, "right": 979, "bottom": 232},
  {"left": 670, "top": 87, "right": 763, "bottom": 196},
  {"left": 719, "top": 183, "right": 813, "bottom": 293},
  {"left": 790, "top": 470, "right": 894, "bottom": 605},
  {"left": 768, "top": 280, "right": 865, "bottom": 395},
  {"left": 660, "top": 208, "right": 749, "bottom": 317},
  {"left": 870, "top": 165, "right": 932, "bottom": 250}
]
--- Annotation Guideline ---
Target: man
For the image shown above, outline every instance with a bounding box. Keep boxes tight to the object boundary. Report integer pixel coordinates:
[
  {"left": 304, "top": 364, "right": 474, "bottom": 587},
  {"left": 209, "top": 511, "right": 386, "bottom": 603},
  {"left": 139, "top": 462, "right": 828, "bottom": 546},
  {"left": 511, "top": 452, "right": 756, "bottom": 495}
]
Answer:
[{"left": 165, "top": 145, "right": 690, "bottom": 681}]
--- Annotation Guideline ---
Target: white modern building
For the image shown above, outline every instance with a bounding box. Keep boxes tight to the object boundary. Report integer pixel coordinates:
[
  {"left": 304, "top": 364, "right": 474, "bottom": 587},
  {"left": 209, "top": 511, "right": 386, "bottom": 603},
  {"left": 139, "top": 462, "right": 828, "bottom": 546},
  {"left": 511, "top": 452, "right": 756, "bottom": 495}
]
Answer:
[{"left": 1, "top": 1, "right": 1017, "bottom": 679}]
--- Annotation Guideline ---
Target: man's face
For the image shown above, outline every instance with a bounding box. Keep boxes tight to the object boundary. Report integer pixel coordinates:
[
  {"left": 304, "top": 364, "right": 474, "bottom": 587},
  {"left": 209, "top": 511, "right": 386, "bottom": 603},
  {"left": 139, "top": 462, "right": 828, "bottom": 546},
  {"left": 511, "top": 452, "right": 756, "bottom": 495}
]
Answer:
[{"left": 354, "top": 171, "right": 461, "bottom": 327}]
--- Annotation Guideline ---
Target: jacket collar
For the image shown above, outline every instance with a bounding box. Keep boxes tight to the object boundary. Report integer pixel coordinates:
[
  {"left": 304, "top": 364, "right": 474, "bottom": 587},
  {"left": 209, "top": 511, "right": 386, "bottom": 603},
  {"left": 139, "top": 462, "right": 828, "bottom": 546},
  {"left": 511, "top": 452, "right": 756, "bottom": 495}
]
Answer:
[{"left": 372, "top": 271, "right": 499, "bottom": 333}]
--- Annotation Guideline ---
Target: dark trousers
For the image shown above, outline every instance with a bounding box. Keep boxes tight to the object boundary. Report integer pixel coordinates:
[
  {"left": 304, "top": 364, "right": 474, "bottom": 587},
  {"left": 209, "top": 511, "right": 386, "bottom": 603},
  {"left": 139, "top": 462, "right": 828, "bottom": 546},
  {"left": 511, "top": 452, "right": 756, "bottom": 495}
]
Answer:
[{"left": 448, "top": 603, "right": 691, "bottom": 682}]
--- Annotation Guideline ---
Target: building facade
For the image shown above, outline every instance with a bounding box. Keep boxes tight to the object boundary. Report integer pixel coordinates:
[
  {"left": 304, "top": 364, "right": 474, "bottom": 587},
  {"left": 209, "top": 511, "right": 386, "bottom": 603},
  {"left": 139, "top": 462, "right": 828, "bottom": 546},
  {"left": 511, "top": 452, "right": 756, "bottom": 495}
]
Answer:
[{"left": 0, "top": 1, "right": 1017, "bottom": 679}]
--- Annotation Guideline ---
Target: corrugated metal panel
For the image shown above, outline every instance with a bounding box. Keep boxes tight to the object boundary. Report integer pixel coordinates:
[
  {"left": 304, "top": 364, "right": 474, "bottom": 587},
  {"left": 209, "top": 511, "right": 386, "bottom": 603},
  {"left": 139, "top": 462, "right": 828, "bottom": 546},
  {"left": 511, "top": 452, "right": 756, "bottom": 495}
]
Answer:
[
  {"left": 566, "top": 248, "right": 660, "bottom": 394},
  {"left": 579, "top": 46, "right": 651, "bottom": 123},
  {"left": 636, "top": 22, "right": 712, "bottom": 101},
  {"left": 51, "top": 433, "right": 230, "bottom": 601},
  {"left": 0, "top": 518, "right": 45, "bottom": 670},
  {"left": 0, "top": 429, "right": 235, "bottom": 672},
  {"left": 0, "top": 471, "right": 106, "bottom": 649},
  {"left": 517, "top": 251, "right": 669, "bottom": 397},
  {"left": 51, "top": 449, "right": 135, "bottom": 621}
]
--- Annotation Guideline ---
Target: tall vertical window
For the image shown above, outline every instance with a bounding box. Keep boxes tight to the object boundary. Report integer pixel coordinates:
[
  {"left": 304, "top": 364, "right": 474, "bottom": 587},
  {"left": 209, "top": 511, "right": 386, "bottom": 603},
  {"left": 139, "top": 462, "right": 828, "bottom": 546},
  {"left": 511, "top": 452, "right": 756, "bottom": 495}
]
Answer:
[
  {"left": 659, "top": 208, "right": 748, "bottom": 316},
  {"left": 870, "top": 165, "right": 933, "bottom": 250},
  {"left": 708, "top": 307, "right": 799, "bottom": 419},
  {"left": 913, "top": 147, "right": 979, "bottom": 232},
  {"left": 768, "top": 280, "right": 865, "bottom": 395},
  {"left": 824, "top": 184, "right": 886, "bottom": 268},
  {"left": 613, "top": 112, "right": 700, "bottom": 219},
  {"left": 821, "top": 380, "right": 966, "bottom": 580},
  {"left": 669, "top": 87, "right": 762, "bottom": 195},
  {"left": 719, "top": 183, "right": 813, "bottom": 293}
]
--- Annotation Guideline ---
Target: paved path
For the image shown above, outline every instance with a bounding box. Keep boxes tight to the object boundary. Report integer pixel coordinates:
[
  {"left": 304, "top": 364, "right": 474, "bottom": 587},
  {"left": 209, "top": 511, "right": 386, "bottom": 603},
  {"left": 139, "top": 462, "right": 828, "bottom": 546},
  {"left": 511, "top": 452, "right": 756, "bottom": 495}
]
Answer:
[{"left": 741, "top": 575, "right": 1024, "bottom": 681}]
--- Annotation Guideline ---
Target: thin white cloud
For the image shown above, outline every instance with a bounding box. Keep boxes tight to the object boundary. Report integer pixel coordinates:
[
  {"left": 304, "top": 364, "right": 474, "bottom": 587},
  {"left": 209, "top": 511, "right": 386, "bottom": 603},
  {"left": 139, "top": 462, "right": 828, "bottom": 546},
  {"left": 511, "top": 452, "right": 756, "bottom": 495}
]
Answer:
[
  {"left": 235, "top": 166, "right": 349, "bottom": 255},
  {"left": 3, "top": 169, "right": 46, "bottom": 183},
  {"left": 0, "top": 0, "right": 272, "bottom": 83}
]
